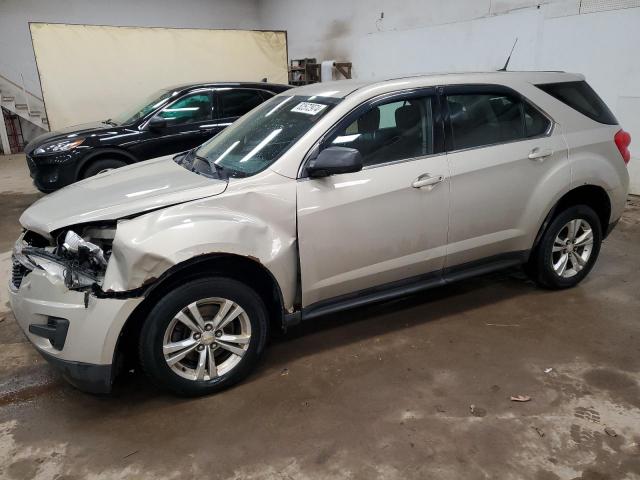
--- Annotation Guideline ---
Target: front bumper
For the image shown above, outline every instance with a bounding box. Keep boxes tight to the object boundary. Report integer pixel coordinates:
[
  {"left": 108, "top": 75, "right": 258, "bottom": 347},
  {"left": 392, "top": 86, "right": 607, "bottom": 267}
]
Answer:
[
  {"left": 9, "top": 267, "right": 143, "bottom": 394},
  {"left": 37, "top": 350, "right": 114, "bottom": 394},
  {"left": 26, "top": 150, "right": 83, "bottom": 192}
]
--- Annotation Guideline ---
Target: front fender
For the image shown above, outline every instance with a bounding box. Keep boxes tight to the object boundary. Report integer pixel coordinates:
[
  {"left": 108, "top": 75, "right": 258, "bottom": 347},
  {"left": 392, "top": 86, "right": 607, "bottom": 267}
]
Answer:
[{"left": 102, "top": 172, "right": 298, "bottom": 309}]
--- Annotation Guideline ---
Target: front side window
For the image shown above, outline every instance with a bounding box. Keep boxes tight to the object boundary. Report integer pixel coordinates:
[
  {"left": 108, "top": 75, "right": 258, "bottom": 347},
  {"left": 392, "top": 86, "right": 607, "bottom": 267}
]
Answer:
[
  {"left": 218, "top": 89, "right": 265, "bottom": 118},
  {"left": 447, "top": 92, "right": 550, "bottom": 150},
  {"left": 192, "top": 95, "right": 340, "bottom": 177},
  {"left": 112, "top": 88, "right": 175, "bottom": 125},
  {"left": 329, "top": 96, "right": 434, "bottom": 167},
  {"left": 157, "top": 92, "right": 213, "bottom": 125}
]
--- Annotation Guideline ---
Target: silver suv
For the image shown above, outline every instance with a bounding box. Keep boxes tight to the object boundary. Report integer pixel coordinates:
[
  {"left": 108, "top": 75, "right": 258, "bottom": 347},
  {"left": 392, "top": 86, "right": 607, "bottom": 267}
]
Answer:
[{"left": 9, "top": 72, "right": 631, "bottom": 396}]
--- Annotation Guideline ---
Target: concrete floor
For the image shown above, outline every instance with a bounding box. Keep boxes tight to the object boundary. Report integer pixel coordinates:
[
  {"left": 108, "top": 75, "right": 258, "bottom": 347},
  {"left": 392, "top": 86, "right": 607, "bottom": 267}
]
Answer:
[{"left": 1, "top": 153, "right": 640, "bottom": 479}]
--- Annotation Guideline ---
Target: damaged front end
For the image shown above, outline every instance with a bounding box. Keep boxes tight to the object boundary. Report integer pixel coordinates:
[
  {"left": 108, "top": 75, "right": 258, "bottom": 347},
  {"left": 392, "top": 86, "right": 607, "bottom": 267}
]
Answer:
[
  {"left": 9, "top": 223, "right": 146, "bottom": 394},
  {"left": 12, "top": 225, "right": 116, "bottom": 296}
]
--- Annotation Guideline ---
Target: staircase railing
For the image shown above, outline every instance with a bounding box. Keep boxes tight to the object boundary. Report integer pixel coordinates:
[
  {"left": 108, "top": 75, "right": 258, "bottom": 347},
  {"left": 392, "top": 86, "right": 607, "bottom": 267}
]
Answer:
[
  {"left": 0, "top": 60, "right": 43, "bottom": 100},
  {"left": 0, "top": 71, "right": 44, "bottom": 105},
  {"left": 21, "top": 73, "right": 32, "bottom": 114},
  {"left": 0, "top": 68, "right": 48, "bottom": 132}
]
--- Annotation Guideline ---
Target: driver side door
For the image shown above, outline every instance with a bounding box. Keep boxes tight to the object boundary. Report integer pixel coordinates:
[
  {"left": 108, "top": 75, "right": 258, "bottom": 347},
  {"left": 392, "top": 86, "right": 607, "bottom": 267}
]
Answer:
[
  {"left": 297, "top": 89, "right": 450, "bottom": 309},
  {"left": 134, "top": 89, "right": 216, "bottom": 160}
]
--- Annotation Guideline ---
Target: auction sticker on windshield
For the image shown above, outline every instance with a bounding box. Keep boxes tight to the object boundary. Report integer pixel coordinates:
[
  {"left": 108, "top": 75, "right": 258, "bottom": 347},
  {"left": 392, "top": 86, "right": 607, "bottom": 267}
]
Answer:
[{"left": 291, "top": 102, "right": 328, "bottom": 115}]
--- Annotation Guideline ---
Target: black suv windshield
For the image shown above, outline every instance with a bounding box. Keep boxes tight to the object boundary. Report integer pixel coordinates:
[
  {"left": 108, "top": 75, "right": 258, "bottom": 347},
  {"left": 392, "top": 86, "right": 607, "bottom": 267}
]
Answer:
[
  {"left": 112, "top": 88, "right": 177, "bottom": 125},
  {"left": 191, "top": 95, "right": 341, "bottom": 177}
]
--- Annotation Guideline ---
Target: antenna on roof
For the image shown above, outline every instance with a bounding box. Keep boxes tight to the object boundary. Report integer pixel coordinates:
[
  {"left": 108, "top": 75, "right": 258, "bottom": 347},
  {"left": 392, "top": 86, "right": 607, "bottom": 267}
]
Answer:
[{"left": 498, "top": 38, "right": 518, "bottom": 72}]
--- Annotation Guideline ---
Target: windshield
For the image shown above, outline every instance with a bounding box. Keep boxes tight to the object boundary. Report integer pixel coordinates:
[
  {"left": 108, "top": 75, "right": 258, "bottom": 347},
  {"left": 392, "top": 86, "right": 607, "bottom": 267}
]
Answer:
[
  {"left": 190, "top": 95, "right": 341, "bottom": 177},
  {"left": 111, "top": 88, "right": 177, "bottom": 125}
]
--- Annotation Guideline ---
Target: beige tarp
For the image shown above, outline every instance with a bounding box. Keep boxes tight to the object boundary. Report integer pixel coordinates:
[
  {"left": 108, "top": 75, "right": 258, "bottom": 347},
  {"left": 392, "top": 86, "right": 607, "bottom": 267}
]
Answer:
[{"left": 30, "top": 23, "right": 288, "bottom": 130}]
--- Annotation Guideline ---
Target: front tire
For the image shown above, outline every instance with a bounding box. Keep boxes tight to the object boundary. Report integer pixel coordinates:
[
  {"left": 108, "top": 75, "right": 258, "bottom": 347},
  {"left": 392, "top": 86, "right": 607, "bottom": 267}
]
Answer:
[
  {"left": 139, "top": 277, "right": 268, "bottom": 396},
  {"left": 527, "top": 205, "right": 602, "bottom": 289}
]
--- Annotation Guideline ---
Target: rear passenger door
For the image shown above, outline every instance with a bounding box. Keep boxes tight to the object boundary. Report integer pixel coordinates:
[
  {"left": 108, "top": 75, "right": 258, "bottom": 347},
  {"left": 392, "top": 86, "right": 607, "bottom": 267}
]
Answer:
[{"left": 443, "top": 85, "right": 569, "bottom": 268}]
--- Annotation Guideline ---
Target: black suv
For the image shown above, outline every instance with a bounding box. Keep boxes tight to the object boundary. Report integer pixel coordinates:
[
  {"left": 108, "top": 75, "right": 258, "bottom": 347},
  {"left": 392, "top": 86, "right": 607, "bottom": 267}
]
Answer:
[{"left": 25, "top": 82, "right": 291, "bottom": 192}]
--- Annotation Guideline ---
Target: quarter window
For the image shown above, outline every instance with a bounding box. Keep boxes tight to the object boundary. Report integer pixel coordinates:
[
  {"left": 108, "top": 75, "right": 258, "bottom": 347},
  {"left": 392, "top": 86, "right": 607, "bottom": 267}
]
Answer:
[
  {"left": 158, "top": 92, "right": 212, "bottom": 125},
  {"left": 446, "top": 92, "right": 550, "bottom": 150},
  {"left": 537, "top": 81, "right": 617, "bottom": 125},
  {"left": 329, "top": 96, "right": 435, "bottom": 167},
  {"left": 219, "top": 89, "right": 265, "bottom": 118},
  {"left": 524, "top": 102, "right": 551, "bottom": 137}
]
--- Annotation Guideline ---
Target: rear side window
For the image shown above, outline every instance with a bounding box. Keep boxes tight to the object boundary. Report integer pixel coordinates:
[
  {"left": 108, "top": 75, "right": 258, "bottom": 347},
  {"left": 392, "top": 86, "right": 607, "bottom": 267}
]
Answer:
[
  {"left": 446, "top": 93, "right": 549, "bottom": 150},
  {"left": 218, "top": 89, "right": 265, "bottom": 118},
  {"left": 537, "top": 81, "right": 617, "bottom": 125}
]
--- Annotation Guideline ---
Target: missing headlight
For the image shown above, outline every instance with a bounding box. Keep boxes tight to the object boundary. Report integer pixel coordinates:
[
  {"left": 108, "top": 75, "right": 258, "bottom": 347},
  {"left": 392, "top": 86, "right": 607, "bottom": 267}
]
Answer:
[
  {"left": 62, "top": 230, "right": 107, "bottom": 268},
  {"left": 13, "top": 226, "right": 116, "bottom": 292},
  {"left": 55, "top": 227, "right": 116, "bottom": 289}
]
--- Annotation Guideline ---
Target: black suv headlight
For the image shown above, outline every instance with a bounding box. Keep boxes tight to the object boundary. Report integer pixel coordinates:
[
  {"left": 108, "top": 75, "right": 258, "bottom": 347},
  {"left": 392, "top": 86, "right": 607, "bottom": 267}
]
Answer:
[{"left": 34, "top": 138, "right": 85, "bottom": 156}]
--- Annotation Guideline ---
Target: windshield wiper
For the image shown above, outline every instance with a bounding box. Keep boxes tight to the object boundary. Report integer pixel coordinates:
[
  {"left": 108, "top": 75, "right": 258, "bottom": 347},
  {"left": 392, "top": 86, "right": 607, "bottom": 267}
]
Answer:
[
  {"left": 102, "top": 118, "right": 117, "bottom": 126},
  {"left": 194, "top": 154, "right": 229, "bottom": 180},
  {"left": 211, "top": 162, "right": 229, "bottom": 180}
]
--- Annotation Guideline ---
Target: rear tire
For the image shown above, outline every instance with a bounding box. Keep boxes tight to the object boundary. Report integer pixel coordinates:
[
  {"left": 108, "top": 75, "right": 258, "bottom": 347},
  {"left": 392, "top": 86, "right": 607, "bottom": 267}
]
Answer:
[
  {"left": 139, "top": 277, "right": 268, "bottom": 396},
  {"left": 527, "top": 205, "right": 602, "bottom": 289},
  {"left": 82, "top": 158, "right": 127, "bottom": 179}
]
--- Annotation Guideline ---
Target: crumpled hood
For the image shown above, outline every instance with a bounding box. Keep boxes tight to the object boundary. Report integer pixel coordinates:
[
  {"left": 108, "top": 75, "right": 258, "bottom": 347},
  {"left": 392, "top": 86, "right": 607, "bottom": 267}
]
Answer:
[{"left": 20, "top": 155, "right": 227, "bottom": 237}]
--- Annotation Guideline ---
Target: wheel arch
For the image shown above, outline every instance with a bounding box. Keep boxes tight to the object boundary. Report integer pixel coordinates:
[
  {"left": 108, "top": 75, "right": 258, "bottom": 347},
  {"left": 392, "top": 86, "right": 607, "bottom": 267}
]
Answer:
[
  {"left": 76, "top": 148, "right": 138, "bottom": 179},
  {"left": 532, "top": 184, "right": 612, "bottom": 253},
  {"left": 114, "top": 253, "right": 286, "bottom": 369}
]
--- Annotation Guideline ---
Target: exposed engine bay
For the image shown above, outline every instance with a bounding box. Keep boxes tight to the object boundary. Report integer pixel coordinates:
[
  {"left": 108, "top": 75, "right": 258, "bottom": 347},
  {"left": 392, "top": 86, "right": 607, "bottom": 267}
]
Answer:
[{"left": 12, "top": 225, "right": 116, "bottom": 292}]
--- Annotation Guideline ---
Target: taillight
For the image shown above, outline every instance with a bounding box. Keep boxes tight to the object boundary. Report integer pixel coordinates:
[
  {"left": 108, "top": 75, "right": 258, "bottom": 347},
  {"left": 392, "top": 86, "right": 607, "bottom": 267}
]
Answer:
[{"left": 614, "top": 129, "right": 631, "bottom": 165}]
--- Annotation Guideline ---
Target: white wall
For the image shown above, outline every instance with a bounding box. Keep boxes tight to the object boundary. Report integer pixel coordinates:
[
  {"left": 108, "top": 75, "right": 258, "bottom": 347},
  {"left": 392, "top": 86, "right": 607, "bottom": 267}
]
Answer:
[
  {"left": 258, "top": 0, "right": 640, "bottom": 194},
  {"left": 0, "top": 0, "right": 260, "bottom": 98}
]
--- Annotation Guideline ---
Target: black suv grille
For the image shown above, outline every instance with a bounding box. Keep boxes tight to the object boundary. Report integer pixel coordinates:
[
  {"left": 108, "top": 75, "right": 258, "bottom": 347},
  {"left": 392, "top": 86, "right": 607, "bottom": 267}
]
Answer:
[{"left": 11, "top": 257, "right": 30, "bottom": 289}]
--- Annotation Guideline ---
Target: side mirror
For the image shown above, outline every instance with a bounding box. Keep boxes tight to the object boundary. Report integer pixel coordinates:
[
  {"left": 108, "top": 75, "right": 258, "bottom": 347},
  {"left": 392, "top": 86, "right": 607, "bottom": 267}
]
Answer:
[
  {"left": 307, "top": 146, "right": 363, "bottom": 178},
  {"left": 148, "top": 116, "right": 168, "bottom": 132}
]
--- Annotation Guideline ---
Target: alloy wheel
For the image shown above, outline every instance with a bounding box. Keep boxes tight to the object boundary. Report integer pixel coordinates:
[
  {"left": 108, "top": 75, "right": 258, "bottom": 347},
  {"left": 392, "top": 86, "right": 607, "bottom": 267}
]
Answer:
[
  {"left": 162, "top": 297, "right": 251, "bottom": 381},
  {"left": 551, "top": 219, "right": 594, "bottom": 278}
]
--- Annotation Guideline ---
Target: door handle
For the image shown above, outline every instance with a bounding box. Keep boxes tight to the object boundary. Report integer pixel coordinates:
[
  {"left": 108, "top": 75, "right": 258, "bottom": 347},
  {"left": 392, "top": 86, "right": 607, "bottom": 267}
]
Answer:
[
  {"left": 412, "top": 174, "right": 444, "bottom": 189},
  {"left": 528, "top": 147, "right": 553, "bottom": 160}
]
